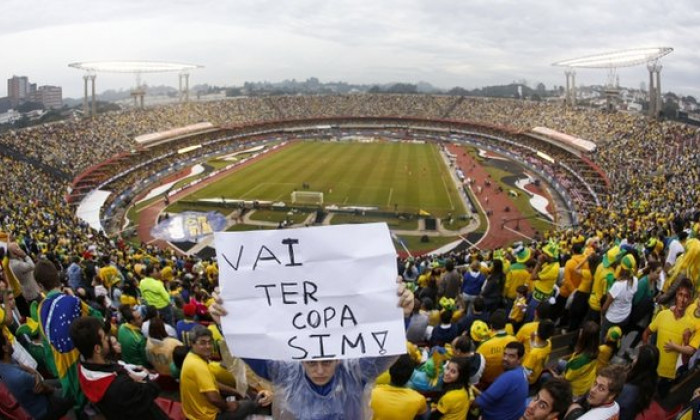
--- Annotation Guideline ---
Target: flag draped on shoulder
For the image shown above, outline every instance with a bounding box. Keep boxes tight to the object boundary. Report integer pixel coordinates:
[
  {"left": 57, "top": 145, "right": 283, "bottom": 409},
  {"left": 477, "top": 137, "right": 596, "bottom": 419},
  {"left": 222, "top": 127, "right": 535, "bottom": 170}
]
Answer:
[
  {"left": 38, "top": 290, "right": 94, "bottom": 406},
  {"left": 78, "top": 364, "right": 118, "bottom": 403}
]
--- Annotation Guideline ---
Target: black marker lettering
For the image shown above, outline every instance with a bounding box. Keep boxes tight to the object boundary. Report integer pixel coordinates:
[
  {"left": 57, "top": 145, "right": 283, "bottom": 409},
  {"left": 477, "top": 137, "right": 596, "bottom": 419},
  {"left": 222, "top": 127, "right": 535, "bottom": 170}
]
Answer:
[
  {"left": 340, "top": 305, "right": 358, "bottom": 327},
  {"left": 221, "top": 245, "right": 244, "bottom": 270},
  {"left": 323, "top": 307, "right": 336, "bottom": 327},
  {"left": 302, "top": 281, "right": 318, "bottom": 304},
  {"left": 310, "top": 334, "right": 335, "bottom": 359},
  {"left": 281, "top": 238, "right": 303, "bottom": 267},
  {"left": 288, "top": 336, "right": 308, "bottom": 360},
  {"left": 341, "top": 333, "right": 366, "bottom": 355},
  {"left": 280, "top": 282, "right": 299, "bottom": 304},
  {"left": 371, "top": 331, "right": 389, "bottom": 355},
  {"left": 253, "top": 245, "right": 281, "bottom": 270},
  {"left": 254, "top": 284, "right": 276, "bottom": 306},
  {"left": 292, "top": 313, "right": 305, "bottom": 330},
  {"left": 307, "top": 310, "right": 321, "bottom": 328}
]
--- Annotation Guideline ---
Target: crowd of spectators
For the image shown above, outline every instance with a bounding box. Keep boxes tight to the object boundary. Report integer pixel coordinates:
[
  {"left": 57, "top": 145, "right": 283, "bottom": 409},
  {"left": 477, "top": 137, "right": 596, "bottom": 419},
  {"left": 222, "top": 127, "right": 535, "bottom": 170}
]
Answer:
[{"left": 1, "top": 94, "right": 700, "bottom": 419}]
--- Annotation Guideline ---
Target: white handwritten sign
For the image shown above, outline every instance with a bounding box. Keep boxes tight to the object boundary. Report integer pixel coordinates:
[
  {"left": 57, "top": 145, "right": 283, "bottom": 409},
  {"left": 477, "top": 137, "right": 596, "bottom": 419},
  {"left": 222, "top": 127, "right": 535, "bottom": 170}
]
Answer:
[{"left": 214, "top": 223, "right": 406, "bottom": 360}]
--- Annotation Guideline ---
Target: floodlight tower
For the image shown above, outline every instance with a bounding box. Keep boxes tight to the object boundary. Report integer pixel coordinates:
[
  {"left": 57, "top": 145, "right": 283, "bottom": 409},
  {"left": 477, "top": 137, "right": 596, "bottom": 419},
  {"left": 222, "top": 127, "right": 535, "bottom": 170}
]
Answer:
[
  {"left": 69, "top": 61, "right": 203, "bottom": 115},
  {"left": 564, "top": 68, "right": 576, "bottom": 107},
  {"left": 130, "top": 71, "right": 146, "bottom": 108},
  {"left": 81, "top": 72, "right": 96, "bottom": 117},
  {"left": 647, "top": 61, "right": 663, "bottom": 118},
  {"left": 179, "top": 71, "right": 191, "bottom": 102},
  {"left": 552, "top": 47, "right": 673, "bottom": 117}
]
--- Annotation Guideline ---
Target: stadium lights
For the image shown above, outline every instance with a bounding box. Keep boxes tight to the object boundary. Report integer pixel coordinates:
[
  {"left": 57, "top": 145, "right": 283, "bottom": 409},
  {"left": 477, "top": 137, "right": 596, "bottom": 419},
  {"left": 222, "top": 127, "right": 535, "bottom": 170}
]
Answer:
[
  {"left": 68, "top": 60, "right": 203, "bottom": 73},
  {"left": 552, "top": 47, "right": 673, "bottom": 68}
]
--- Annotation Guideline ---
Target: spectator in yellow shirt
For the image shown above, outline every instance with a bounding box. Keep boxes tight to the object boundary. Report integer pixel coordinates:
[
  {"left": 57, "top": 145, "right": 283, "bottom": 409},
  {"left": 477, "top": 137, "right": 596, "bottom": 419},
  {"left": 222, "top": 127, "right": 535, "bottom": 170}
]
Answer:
[
  {"left": 508, "top": 285, "right": 528, "bottom": 331},
  {"left": 477, "top": 310, "right": 517, "bottom": 386},
  {"left": 180, "top": 326, "right": 271, "bottom": 420},
  {"left": 370, "top": 354, "right": 428, "bottom": 420},
  {"left": 526, "top": 242, "right": 560, "bottom": 322},
  {"left": 522, "top": 319, "right": 554, "bottom": 385},
  {"left": 642, "top": 278, "right": 694, "bottom": 398}
]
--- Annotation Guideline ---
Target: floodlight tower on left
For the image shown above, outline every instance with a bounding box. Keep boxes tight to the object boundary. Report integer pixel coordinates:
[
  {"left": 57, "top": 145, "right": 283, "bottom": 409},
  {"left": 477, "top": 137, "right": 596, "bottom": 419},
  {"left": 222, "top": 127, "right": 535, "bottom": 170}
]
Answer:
[
  {"left": 69, "top": 61, "right": 204, "bottom": 117},
  {"left": 81, "top": 72, "right": 96, "bottom": 117}
]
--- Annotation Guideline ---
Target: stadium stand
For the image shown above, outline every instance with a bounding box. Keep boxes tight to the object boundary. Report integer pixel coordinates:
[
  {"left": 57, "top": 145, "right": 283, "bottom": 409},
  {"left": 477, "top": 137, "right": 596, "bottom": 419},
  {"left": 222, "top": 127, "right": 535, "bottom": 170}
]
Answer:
[{"left": 1, "top": 94, "right": 700, "bottom": 419}]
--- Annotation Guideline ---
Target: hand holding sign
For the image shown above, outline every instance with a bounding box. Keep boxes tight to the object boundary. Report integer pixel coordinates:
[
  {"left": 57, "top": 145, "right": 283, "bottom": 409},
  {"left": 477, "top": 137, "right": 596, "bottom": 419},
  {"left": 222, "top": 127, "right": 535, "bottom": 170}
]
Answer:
[
  {"left": 396, "top": 277, "right": 414, "bottom": 317},
  {"left": 214, "top": 223, "right": 409, "bottom": 361}
]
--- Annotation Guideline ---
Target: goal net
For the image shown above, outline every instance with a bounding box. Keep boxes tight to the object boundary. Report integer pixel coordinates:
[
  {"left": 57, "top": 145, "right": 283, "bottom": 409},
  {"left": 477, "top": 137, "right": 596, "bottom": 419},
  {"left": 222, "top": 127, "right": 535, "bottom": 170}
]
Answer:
[{"left": 291, "top": 191, "right": 324, "bottom": 205}]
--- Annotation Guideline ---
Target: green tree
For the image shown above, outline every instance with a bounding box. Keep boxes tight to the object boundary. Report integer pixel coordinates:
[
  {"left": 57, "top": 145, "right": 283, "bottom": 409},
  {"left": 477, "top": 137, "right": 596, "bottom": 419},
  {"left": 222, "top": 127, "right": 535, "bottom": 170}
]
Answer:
[
  {"left": 226, "top": 87, "right": 243, "bottom": 97},
  {"left": 662, "top": 99, "right": 679, "bottom": 118},
  {"left": 16, "top": 101, "right": 44, "bottom": 113},
  {"left": 386, "top": 83, "right": 417, "bottom": 94}
]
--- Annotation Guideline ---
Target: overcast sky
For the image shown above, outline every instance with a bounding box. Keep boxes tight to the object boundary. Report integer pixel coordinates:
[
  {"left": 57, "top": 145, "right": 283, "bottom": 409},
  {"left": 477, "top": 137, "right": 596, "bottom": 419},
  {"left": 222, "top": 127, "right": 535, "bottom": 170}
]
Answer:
[{"left": 2, "top": 0, "right": 698, "bottom": 98}]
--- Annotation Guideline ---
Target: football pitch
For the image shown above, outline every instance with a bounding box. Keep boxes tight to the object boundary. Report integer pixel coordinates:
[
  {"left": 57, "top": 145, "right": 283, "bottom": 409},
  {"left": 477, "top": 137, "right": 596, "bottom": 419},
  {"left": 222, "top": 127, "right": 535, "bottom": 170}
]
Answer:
[{"left": 183, "top": 141, "right": 466, "bottom": 217}]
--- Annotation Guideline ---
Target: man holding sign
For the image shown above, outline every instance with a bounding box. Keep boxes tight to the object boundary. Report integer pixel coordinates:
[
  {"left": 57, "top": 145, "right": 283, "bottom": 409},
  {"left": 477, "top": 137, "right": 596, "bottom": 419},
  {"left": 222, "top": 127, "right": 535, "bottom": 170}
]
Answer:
[{"left": 212, "top": 223, "right": 414, "bottom": 420}]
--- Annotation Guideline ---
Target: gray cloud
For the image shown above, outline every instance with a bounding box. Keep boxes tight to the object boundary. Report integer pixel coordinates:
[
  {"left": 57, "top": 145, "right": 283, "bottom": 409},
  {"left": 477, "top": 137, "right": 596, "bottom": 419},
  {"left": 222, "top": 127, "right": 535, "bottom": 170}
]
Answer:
[{"left": 1, "top": 0, "right": 698, "bottom": 97}]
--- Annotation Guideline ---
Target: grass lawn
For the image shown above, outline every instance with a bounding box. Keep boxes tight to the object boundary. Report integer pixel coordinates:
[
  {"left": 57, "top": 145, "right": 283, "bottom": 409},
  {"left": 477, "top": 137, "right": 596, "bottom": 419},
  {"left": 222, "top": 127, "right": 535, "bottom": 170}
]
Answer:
[
  {"left": 247, "top": 209, "right": 310, "bottom": 224},
  {"left": 462, "top": 186, "right": 488, "bottom": 235},
  {"left": 225, "top": 223, "right": 276, "bottom": 232},
  {"left": 164, "top": 202, "right": 232, "bottom": 215},
  {"left": 395, "top": 235, "right": 460, "bottom": 254},
  {"left": 207, "top": 159, "right": 234, "bottom": 170},
  {"left": 182, "top": 141, "right": 466, "bottom": 218},
  {"left": 329, "top": 213, "right": 418, "bottom": 230},
  {"left": 478, "top": 164, "right": 553, "bottom": 234},
  {"left": 126, "top": 205, "right": 138, "bottom": 227}
]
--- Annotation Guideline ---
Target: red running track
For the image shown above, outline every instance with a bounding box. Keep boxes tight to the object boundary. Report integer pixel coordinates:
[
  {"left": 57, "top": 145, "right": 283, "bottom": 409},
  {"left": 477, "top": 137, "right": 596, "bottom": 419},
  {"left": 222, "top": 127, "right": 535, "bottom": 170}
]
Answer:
[{"left": 446, "top": 143, "right": 538, "bottom": 250}]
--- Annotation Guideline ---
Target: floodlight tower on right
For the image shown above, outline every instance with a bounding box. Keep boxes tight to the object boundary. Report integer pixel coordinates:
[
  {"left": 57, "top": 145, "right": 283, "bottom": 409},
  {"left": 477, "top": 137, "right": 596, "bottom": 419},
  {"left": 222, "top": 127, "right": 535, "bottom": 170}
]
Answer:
[{"left": 552, "top": 47, "right": 673, "bottom": 118}]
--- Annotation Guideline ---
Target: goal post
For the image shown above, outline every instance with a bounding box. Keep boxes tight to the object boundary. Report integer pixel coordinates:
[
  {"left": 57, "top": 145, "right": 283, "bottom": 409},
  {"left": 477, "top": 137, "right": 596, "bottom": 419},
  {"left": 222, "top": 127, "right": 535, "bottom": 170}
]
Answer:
[{"left": 290, "top": 191, "right": 324, "bottom": 205}]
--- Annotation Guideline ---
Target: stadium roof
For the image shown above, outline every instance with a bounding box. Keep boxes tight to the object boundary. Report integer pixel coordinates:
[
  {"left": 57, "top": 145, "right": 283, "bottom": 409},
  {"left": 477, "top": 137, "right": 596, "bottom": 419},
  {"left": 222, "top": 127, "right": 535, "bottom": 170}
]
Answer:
[
  {"left": 552, "top": 47, "right": 673, "bottom": 68},
  {"left": 68, "top": 60, "right": 203, "bottom": 73}
]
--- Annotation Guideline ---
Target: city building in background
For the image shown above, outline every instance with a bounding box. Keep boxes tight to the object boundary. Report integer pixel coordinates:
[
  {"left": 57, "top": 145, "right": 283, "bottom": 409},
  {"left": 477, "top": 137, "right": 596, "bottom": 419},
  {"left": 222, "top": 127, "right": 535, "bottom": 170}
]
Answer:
[
  {"left": 29, "top": 85, "right": 63, "bottom": 109},
  {"left": 6, "top": 75, "right": 62, "bottom": 109},
  {"left": 7, "top": 75, "right": 30, "bottom": 106}
]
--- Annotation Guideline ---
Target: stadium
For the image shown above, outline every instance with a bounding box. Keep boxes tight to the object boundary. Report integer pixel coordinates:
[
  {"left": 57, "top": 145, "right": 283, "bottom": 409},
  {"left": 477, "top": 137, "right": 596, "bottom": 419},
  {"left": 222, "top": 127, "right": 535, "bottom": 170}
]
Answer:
[
  {"left": 64, "top": 96, "right": 608, "bottom": 255},
  {"left": 2, "top": 92, "right": 700, "bottom": 418}
]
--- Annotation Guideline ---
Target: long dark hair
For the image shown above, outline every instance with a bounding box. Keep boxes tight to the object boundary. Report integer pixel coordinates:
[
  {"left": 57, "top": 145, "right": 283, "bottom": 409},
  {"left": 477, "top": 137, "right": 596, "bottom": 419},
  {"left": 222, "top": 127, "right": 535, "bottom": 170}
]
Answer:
[
  {"left": 489, "top": 259, "right": 506, "bottom": 292},
  {"left": 575, "top": 321, "right": 599, "bottom": 359},
  {"left": 627, "top": 345, "right": 659, "bottom": 415},
  {"left": 149, "top": 316, "right": 169, "bottom": 340},
  {"left": 442, "top": 356, "right": 472, "bottom": 393}
]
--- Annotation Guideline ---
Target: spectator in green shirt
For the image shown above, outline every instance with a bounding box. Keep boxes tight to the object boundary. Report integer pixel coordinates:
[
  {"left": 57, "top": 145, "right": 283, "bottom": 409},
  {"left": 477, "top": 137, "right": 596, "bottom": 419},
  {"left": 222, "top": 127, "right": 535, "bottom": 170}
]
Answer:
[
  {"left": 117, "top": 304, "right": 149, "bottom": 367},
  {"left": 139, "top": 266, "right": 174, "bottom": 326}
]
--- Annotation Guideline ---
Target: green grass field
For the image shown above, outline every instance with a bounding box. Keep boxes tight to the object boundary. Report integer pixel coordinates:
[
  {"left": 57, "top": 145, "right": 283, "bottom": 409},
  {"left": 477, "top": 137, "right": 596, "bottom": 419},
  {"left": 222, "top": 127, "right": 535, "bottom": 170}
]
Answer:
[{"left": 182, "top": 141, "right": 466, "bottom": 218}]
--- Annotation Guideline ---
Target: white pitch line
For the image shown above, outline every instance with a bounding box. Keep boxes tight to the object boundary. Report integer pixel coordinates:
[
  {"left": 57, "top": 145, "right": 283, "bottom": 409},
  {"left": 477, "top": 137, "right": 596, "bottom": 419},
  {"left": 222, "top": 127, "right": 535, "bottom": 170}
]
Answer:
[
  {"left": 431, "top": 145, "right": 456, "bottom": 210},
  {"left": 240, "top": 183, "right": 264, "bottom": 199},
  {"left": 503, "top": 225, "right": 535, "bottom": 241},
  {"left": 441, "top": 176, "right": 455, "bottom": 209},
  {"left": 387, "top": 188, "right": 394, "bottom": 207}
]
